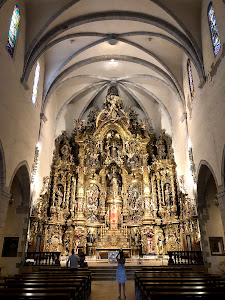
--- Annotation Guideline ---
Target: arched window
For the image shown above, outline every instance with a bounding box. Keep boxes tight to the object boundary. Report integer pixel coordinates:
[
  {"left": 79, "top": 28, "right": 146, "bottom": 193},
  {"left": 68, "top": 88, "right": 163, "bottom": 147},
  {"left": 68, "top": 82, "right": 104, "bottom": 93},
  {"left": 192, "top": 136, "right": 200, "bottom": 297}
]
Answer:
[
  {"left": 31, "top": 61, "right": 40, "bottom": 106},
  {"left": 6, "top": 5, "right": 20, "bottom": 57},
  {"left": 208, "top": 2, "right": 221, "bottom": 56},
  {"left": 187, "top": 59, "right": 194, "bottom": 101}
]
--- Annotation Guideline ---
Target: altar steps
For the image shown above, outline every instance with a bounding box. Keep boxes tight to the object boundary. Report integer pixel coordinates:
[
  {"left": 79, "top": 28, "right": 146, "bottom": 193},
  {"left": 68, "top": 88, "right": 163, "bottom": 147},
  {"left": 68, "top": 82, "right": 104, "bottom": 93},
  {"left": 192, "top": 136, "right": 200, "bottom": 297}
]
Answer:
[{"left": 89, "top": 266, "right": 142, "bottom": 281}]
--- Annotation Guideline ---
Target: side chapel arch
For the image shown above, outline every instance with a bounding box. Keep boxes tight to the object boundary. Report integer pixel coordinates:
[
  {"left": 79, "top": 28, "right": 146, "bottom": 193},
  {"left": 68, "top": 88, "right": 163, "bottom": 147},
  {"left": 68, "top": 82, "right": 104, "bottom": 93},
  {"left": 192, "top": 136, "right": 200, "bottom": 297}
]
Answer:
[
  {"left": 197, "top": 161, "right": 225, "bottom": 273},
  {"left": 1, "top": 162, "right": 31, "bottom": 275}
]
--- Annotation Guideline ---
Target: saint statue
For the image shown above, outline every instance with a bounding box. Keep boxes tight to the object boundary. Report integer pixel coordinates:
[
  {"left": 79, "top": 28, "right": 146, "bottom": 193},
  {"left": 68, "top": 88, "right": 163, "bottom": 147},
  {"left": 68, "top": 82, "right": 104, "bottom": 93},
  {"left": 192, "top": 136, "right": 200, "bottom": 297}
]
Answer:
[
  {"left": 111, "top": 142, "right": 117, "bottom": 158},
  {"left": 55, "top": 185, "right": 64, "bottom": 206},
  {"left": 157, "top": 235, "right": 163, "bottom": 255},
  {"left": 107, "top": 166, "right": 121, "bottom": 198},
  {"left": 164, "top": 183, "right": 173, "bottom": 206}
]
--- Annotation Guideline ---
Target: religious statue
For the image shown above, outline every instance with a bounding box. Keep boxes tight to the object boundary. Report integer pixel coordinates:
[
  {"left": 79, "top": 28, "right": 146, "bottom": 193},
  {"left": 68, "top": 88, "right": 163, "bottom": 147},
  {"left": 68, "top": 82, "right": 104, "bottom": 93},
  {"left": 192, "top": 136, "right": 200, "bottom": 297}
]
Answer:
[
  {"left": 108, "top": 166, "right": 121, "bottom": 197},
  {"left": 55, "top": 185, "right": 64, "bottom": 206},
  {"left": 87, "top": 109, "right": 97, "bottom": 127},
  {"left": 157, "top": 234, "right": 163, "bottom": 255},
  {"left": 65, "top": 236, "right": 70, "bottom": 253},
  {"left": 87, "top": 231, "right": 94, "bottom": 243},
  {"left": 111, "top": 142, "right": 117, "bottom": 158},
  {"left": 105, "top": 142, "right": 110, "bottom": 157},
  {"left": 144, "top": 230, "right": 154, "bottom": 254},
  {"left": 164, "top": 183, "right": 173, "bottom": 206},
  {"left": 61, "top": 142, "right": 73, "bottom": 162},
  {"left": 40, "top": 176, "right": 50, "bottom": 195},
  {"left": 157, "top": 139, "right": 167, "bottom": 159},
  {"left": 135, "top": 231, "right": 141, "bottom": 246},
  {"left": 74, "top": 119, "right": 84, "bottom": 130}
]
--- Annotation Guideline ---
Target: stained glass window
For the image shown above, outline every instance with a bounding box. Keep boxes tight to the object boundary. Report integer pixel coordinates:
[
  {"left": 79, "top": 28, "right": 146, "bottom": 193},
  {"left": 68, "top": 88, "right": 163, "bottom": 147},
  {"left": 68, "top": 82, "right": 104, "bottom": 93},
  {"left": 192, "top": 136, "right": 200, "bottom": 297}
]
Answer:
[
  {"left": 187, "top": 59, "right": 194, "bottom": 101},
  {"left": 6, "top": 5, "right": 20, "bottom": 57},
  {"left": 208, "top": 2, "right": 221, "bottom": 56},
  {"left": 31, "top": 61, "right": 40, "bottom": 106}
]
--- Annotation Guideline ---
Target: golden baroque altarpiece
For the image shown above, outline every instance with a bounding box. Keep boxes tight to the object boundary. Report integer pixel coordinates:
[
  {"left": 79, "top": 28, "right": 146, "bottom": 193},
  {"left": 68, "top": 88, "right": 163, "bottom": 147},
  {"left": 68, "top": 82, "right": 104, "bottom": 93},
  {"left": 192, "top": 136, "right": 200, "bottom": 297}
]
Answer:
[{"left": 29, "top": 87, "right": 200, "bottom": 256}]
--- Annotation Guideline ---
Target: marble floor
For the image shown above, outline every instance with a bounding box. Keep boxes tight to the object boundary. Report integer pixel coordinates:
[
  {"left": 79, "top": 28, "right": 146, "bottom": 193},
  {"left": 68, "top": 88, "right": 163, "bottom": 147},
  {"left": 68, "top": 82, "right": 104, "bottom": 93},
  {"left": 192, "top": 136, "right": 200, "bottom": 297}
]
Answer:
[{"left": 89, "top": 280, "right": 136, "bottom": 300}]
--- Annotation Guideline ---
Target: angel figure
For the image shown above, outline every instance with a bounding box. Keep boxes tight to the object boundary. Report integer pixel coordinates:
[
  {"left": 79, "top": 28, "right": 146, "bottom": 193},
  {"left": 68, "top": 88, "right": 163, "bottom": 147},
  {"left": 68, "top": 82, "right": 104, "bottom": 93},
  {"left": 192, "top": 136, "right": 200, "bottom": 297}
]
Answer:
[
  {"left": 96, "top": 140, "right": 101, "bottom": 148},
  {"left": 74, "top": 119, "right": 84, "bottom": 130},
  {"left": 76, "top": 166, "right": 80, "bottom": 174},
  {"left": 40, "top": 176, "right": 50, "bottom": 195},
  {"left": 105, "top": 143, "right": 110, "bottom": 156},
  {"left": 141, "top": 118, "right": 150, "bottom": 130}
]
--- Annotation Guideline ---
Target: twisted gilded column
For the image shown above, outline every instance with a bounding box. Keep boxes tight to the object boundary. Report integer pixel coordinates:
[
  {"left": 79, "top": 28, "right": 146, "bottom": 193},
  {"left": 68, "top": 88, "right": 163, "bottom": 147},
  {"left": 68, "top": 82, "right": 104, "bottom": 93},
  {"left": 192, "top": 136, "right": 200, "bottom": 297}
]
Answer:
[
  {"left": 100, "top": 169, "right": 106, "bottom": 217},
  {"left": 142, "top": 152, "right": 153, "bottom": 223},
  {"left": 75, "top": 145, "right": 86, "bottom": 225}
]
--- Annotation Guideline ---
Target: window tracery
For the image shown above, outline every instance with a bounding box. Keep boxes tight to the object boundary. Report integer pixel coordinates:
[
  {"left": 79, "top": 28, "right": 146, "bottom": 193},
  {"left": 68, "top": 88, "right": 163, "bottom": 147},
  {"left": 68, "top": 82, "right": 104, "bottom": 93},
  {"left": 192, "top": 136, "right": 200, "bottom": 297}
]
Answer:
[
  {"left": 208, "top": 2, "right": 221, "bottom": 56},
  {"left": 7, "top": 5, "right": 20, "bottom": 57}
]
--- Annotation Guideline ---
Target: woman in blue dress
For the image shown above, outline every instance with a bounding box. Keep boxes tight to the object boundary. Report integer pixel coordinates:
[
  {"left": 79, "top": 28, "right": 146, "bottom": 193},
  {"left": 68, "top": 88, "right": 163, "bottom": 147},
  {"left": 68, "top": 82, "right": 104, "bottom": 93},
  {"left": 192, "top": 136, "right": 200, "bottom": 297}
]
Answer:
[{"left": 116, "top": 248, "right": 127, "bottom": 299}]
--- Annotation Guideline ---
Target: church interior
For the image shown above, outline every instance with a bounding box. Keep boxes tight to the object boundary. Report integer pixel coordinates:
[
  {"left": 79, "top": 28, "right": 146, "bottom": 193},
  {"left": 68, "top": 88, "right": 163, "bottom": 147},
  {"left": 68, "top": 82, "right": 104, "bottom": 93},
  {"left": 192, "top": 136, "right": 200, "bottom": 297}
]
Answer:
[{"left": 0, "top": 0, "right": 225, "bottom": 298}]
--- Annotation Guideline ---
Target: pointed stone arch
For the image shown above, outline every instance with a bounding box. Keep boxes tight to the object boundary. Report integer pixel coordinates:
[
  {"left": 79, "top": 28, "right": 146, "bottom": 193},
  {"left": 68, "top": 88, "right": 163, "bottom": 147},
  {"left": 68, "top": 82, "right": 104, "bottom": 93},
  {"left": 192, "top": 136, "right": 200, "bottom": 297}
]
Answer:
[
  {"left": 9, "top": 161, "right": 31, "bottom": 207},
  {"left": 197, "top": 161, "right": 225, "bottom": 273},
  {"left": 0, "top": 161, "right": 31, "bottom": 275},
  {"left": 196, "top": 160, "right": 218, "bottom": 207}
]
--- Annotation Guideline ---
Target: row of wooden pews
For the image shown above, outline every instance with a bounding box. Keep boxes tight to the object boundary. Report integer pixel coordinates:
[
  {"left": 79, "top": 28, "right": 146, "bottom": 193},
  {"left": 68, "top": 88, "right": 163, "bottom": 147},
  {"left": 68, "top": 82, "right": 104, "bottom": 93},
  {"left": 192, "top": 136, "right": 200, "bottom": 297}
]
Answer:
[
  {"left": 0, "top": 267, "right": 91, "bottom": 299},
  {"left": 135, "top": 266, "right": 225, "bottom": 299}
]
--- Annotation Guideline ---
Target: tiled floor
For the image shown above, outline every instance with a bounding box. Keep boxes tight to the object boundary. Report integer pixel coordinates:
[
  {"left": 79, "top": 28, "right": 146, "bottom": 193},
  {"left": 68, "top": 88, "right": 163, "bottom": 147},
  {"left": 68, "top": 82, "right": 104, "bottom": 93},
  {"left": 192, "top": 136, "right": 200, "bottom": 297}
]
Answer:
[{"left": 89, "top": 280, "right": 136, "bottom": 300}]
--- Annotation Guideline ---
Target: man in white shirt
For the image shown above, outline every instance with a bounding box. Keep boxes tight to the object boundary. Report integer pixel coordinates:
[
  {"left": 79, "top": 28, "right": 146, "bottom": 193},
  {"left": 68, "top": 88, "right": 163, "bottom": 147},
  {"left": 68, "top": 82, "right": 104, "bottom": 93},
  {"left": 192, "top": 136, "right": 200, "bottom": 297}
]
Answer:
[{"left": 66, "top": 249, "right": 79, "bottom": 270}]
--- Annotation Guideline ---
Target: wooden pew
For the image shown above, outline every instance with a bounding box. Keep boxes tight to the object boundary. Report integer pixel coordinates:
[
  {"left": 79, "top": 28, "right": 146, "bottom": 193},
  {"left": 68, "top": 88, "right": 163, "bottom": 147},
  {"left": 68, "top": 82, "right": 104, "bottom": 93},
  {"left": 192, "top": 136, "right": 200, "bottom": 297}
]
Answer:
[
  {"left": 4, "top": 272, "right": 90, "bottom": 300},
  {"left": 2, "top": 266, "right": 91, "bottom": 300},
  {"left": 16, "top": 269, "right": 92, "bottom": 293},
  {"left": 135, "top": 269, "right": 225, "bottom": 300},
  {"left": 8, "top": 273, "right": 91, "bottom": 297},
  {"left": 0, "top": 287, "right": 78, "bottom": 299},
  {"left": 141, "top": 266, "right": 193, "bottom": 272},
  {"left": 0, "top": 291, "right": 71, "bottom": 299},
  {"left": 142, "top": 284, "right": 225, "bottom": 299},
  {"left": 146, "top": 290, "right": 225, "bottom": 300},
  {"left": 4, "top": 279, "right": 85, "bottom": 300}
]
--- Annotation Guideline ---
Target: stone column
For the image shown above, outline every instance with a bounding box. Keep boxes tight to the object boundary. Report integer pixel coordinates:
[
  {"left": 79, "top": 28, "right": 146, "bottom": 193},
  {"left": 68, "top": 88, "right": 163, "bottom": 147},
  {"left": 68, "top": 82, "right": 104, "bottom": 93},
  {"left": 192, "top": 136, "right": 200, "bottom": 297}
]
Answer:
[
  {"left": 216, "top": 186, "right": 225, "bottom": 236},
  {"left": 0, "top": 186, "right": 11, "bottom": 254}
]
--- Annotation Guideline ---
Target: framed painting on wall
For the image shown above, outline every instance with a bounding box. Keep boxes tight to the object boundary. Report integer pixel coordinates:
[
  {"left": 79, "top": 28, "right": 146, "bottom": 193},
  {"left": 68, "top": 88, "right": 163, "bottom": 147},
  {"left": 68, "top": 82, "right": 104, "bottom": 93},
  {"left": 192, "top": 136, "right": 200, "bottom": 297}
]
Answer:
[
  {"left": 2, "top": 237, "right": 19, "bottom": 257},
  {"left": 209, "top": 237, "right": 225, "bottom": 256}
]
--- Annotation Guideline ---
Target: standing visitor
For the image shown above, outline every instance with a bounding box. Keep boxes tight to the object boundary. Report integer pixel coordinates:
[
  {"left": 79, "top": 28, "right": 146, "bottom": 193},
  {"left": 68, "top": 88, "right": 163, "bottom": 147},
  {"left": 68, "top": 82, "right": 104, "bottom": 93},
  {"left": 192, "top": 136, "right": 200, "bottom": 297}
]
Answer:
[
  {"left": 116, "top": 248, "right": 127, "bottom": 300},
  {"left": 66, "top": 249, "right": 79, "bottom": 270},
  {"left": 79, "top": 252, "right": 88, "bottom": 268}
]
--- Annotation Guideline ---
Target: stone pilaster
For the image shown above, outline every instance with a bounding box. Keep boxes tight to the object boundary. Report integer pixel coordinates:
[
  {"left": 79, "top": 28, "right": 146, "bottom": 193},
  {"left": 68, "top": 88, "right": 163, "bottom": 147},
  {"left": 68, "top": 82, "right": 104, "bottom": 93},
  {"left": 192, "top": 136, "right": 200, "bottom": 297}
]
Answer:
[
  {"left": 0, "top": 186, "right": 11, "bottom": 254},
  {"left": 217, "top": 185, "right": 225, "bottom": 236}
]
